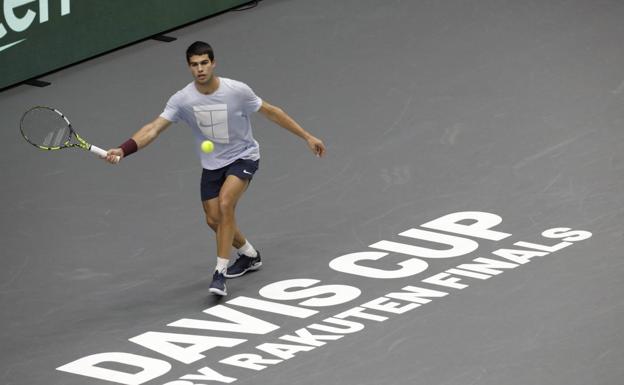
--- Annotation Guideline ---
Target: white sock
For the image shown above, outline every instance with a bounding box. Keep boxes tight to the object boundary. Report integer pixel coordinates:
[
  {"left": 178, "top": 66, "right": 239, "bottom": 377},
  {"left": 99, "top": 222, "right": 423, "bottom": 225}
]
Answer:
[
  {"left": 215, "top": 257, "right": 229, "bottom": 273},
  {"left": 237, "top": 240, "right": 257, "bottom": 258}
]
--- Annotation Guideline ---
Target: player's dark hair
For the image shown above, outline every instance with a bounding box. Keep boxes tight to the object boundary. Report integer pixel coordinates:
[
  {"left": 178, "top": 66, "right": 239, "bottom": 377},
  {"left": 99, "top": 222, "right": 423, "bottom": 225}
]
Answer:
[{"left": 186, "top": 41, "right": 214, "bottom": 62}]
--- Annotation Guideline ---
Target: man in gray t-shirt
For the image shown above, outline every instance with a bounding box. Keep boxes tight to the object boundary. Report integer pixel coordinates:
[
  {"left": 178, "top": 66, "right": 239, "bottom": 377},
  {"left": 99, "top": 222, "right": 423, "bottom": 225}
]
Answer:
[{"left": 105, "top": 41, "right": 326, "bottom": 296}]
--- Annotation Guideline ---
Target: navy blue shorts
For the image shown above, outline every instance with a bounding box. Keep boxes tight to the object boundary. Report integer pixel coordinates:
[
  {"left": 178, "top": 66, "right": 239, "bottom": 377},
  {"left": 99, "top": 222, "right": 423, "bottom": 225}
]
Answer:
[{"left": 201, "top": 159, "right": 259, "bottom": 201}]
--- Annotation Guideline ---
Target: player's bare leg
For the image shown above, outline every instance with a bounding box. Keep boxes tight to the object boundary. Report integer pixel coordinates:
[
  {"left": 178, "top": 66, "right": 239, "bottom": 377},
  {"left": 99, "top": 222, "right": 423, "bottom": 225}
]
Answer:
[
  {"left": 207, "top": 174, "right": 262, "bottom": 294},
  {"left": 219, "top": 175, "right": 262, "bottom": 278},
  {"left": 202, "top": 198, "right": 246, "bottom": 248},
  {"left": 208, "top": 175, "right": 250, "bottom": 296},
  {"left": 216, "top": 175, "right": 249, "bottom": 259}
]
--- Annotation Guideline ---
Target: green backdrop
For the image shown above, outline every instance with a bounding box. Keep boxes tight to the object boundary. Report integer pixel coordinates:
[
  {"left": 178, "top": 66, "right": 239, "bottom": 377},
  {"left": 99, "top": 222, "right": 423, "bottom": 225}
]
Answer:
[{"left": 0, "top": 0, "right": 249, "bottom": 90}]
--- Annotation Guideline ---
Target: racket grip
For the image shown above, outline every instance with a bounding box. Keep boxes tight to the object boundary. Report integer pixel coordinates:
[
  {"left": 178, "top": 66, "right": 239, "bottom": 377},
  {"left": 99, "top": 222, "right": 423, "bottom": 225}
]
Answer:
[
  {"left": 90, "top": 144, "right": 120, "bottom": 162},
  {"left": 89, "top": 144, "right": 108, "bottom": 157}
]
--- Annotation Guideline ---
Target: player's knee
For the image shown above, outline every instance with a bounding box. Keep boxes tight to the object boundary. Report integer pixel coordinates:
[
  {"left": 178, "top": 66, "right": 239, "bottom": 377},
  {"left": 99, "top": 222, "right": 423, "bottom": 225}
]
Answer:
[
  {"left": 218, "top": 196, "right": 236, "bottom": 217},
  {"left": 205, "top": 214, "right": 220, "bottom": 229}
]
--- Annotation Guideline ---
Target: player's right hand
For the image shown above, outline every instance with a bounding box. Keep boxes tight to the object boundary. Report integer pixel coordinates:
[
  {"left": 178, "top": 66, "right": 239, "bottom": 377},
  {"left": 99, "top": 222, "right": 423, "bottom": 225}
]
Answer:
[{"left": 105, "top": 148, "right": 124, "bottom": 164}]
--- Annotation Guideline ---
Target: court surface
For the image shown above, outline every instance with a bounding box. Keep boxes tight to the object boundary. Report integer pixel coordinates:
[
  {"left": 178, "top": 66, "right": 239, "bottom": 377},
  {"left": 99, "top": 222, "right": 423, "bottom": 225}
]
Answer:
[{"left": 1, "top": 1, "right": 623, "bottom": 385}]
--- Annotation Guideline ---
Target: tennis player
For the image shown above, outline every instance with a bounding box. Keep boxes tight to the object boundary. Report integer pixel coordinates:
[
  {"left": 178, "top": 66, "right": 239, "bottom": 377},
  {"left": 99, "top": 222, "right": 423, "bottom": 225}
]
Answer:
[{"left": 105, "top": 41, "right": 326, "bottom": 296}]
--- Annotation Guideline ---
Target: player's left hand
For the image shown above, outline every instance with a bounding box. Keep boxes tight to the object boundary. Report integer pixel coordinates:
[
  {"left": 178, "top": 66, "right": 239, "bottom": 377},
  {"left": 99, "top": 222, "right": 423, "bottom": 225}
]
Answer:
[{"left": 306, "top": 136, "right": 326, "bottom": 158}]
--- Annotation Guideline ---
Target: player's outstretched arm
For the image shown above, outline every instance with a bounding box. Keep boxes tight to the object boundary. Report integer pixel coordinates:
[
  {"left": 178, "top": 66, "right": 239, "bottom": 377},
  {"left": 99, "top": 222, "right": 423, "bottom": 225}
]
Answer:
[
  {"left": 258, "top": 100, "right": 326, "bottom": 157},
  {"left": 105, "top": 117, "right": 172, "bottom": 164}
]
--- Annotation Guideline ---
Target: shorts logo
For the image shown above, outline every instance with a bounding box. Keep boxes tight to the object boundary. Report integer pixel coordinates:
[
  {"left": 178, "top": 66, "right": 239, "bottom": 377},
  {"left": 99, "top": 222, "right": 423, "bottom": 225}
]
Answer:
[
  {"left": 243, "top": 170, "right": 253, "bottom": 175},
  {"left": 194, "top": 104, "right": 229, "bottom": 143}
]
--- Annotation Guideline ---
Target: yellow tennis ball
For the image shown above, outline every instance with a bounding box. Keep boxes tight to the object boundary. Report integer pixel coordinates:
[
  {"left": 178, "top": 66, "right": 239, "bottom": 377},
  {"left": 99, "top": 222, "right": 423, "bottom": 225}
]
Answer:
[{"left": 201, "top": 140, "right": 214, "bottom": 153}]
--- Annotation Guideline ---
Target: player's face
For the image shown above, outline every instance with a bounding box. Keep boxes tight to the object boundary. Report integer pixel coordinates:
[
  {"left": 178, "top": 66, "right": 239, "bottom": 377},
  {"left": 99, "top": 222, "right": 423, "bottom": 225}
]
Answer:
[{"left": 188, "top": 54, "right": 215, "bottom": 84}]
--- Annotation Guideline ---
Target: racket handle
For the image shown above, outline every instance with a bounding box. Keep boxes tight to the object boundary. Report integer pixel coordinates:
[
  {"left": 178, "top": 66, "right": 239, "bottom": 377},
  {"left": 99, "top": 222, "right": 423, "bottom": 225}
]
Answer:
[
  {"left": 89, "top": 144, "right": 107, "bottom": 157},
  {"left": 90, "top": 144, "right": 121, "bottom": 162}
]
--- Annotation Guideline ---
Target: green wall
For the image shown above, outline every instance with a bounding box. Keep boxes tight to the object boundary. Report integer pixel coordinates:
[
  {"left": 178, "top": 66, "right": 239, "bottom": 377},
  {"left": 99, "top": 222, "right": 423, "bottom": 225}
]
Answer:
[{"left": 0, "top": 0, "right": 249, "bottom": 90}]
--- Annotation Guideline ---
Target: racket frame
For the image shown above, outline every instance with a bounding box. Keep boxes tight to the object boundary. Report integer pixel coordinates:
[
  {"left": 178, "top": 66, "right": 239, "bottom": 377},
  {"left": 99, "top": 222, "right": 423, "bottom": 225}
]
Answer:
[{"left": 20, "top": 106, "right": 108, "bottom": 157}]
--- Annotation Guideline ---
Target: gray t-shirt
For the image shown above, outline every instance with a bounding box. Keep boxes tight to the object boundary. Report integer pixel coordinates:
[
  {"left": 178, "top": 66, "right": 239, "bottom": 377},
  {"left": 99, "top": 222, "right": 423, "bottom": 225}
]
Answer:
[{"left": 160, "top": 77, "right": 263, "bottom": 170}]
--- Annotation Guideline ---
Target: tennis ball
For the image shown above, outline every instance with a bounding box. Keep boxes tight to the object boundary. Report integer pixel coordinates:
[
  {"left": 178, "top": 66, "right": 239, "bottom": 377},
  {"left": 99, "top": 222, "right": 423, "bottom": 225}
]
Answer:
[{"left": 201, "top": 140, "right": 214, "bottom": 153}]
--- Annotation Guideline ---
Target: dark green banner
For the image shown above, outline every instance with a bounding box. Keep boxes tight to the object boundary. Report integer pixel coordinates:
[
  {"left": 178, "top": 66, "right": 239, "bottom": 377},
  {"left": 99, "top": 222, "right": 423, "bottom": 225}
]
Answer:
[{"left": 0, "top": 0, "right": 249, "bottom": 90}]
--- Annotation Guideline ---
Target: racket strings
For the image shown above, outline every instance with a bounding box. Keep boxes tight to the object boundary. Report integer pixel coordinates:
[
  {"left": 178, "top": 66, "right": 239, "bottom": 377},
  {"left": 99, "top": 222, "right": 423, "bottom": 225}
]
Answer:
[
  {"left": 43, "top": 126, "right": 68, "bottom": 147},
  {"left": 21, "top": 107, "right": 71, "bottom": 148}
]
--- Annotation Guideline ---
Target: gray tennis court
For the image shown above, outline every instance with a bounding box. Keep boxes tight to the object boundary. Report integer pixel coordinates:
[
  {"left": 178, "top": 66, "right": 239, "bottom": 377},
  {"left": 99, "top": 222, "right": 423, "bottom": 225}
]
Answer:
[{"left": 2, "top": 1, "right": 623, "bottom": 385}]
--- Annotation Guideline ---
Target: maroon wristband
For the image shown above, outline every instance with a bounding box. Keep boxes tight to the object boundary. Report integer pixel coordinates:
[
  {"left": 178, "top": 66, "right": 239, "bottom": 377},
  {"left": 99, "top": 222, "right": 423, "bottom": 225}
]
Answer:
[{"left": 119, "top": 139, "right": 138, "bottom": 157}]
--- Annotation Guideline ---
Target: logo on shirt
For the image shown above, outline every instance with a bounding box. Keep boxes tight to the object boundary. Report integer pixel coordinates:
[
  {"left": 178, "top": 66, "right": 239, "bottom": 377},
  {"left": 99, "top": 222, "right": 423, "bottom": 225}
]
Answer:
[{"left": 193, "top": 104, "right": 229, "bottom": 143}]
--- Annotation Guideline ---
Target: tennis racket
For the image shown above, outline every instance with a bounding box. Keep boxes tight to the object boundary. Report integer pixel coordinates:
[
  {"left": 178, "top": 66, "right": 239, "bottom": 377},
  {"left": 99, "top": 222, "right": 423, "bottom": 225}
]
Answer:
[{"left": 20, "top": 106, "right": 119, "bottom": 161}]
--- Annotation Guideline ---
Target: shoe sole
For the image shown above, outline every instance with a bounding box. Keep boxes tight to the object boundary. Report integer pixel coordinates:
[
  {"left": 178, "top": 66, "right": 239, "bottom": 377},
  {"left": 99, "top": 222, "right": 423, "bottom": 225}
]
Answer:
[
  {"left": 223, "top": 261, "right": 262, "bottom": 278},
  {"left": 209, "top": 287, "right": 227, "bottom": 296}
]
